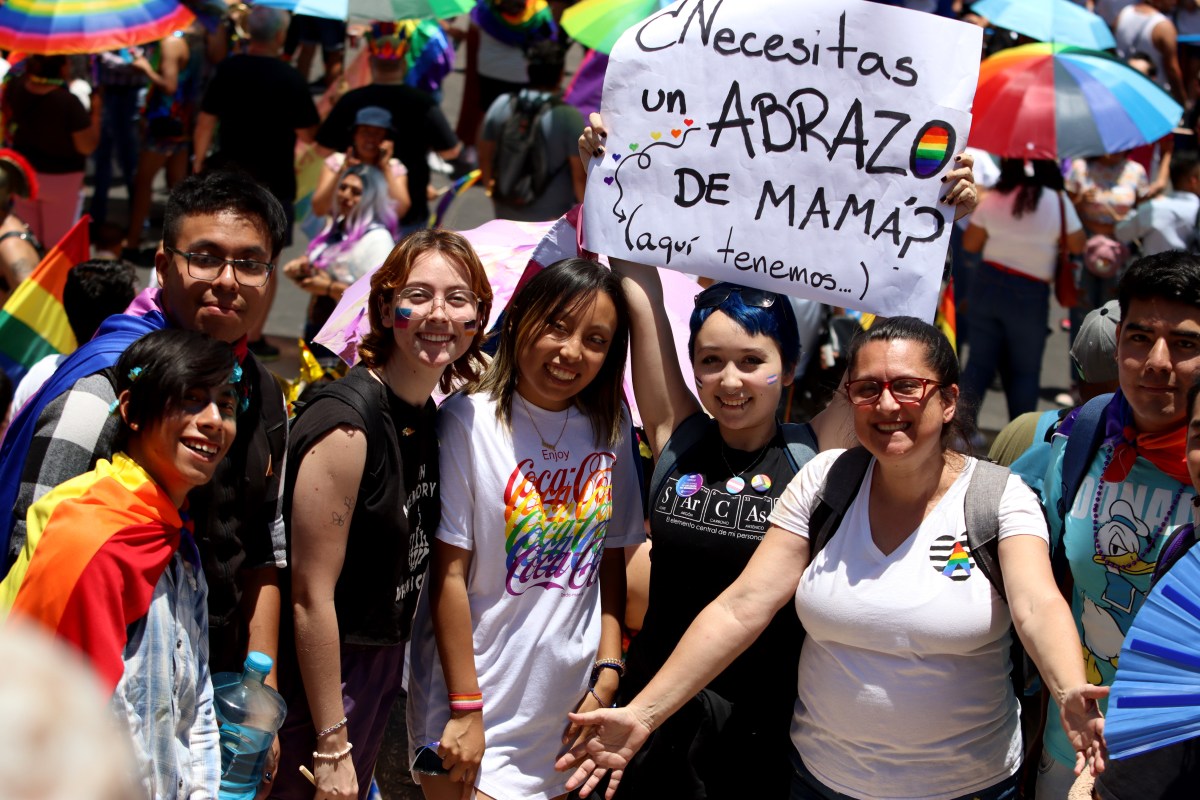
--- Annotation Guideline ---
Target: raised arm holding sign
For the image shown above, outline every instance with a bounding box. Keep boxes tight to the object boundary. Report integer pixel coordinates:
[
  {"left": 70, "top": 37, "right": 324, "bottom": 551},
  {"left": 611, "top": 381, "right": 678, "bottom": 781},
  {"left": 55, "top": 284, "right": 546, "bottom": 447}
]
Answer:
[{"left": 580, "top": 0, "right": 982, "bottom": 320}]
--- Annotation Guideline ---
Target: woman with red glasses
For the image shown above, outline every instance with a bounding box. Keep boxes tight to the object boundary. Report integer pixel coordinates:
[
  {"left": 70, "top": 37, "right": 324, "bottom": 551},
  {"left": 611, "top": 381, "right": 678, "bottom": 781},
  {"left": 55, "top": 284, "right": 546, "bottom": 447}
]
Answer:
[{"left": 558, "top": 317, "right": 1106, "bottom": 800}]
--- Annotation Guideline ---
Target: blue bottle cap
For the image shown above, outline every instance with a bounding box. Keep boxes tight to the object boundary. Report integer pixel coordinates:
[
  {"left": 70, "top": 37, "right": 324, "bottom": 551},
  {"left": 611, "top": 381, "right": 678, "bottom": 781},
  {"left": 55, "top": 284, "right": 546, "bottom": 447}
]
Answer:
[{"left": 245, "top": 651, "right": 273, "bottom": 674}]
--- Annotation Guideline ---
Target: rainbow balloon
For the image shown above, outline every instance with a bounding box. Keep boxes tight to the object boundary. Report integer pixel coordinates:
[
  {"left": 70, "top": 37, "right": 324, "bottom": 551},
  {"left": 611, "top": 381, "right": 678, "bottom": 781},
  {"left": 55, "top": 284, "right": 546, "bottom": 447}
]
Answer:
[{"left": 912, "top": 125, "right": 952, "bottom": 178}]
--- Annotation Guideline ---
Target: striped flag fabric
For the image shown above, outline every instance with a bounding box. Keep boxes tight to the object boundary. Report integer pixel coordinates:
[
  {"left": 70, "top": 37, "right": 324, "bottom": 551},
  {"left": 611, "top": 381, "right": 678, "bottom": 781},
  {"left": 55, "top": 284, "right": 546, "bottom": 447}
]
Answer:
[
  {"left": 0, "top": 454, "right": 184, "bottom": 692},
  {"left": 0, "top": 214, "right": 90, "bottom": 383}
]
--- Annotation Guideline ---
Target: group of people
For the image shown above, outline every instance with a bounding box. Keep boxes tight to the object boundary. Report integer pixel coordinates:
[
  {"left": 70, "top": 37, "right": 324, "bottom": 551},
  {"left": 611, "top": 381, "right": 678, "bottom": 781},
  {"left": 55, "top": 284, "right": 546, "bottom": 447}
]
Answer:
[{"left": 3, "top": 3, "right": 1200, "bottom": 800}]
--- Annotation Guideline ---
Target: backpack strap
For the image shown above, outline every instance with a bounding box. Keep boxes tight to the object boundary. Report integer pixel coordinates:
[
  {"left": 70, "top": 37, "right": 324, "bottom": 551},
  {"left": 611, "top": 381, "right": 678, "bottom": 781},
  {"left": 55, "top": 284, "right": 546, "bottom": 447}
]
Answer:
[
  {"left": 807, "top": 447, "right": 873, "bottom": 558},
  {"left": 964, "top": 460, "right": 1011, "bottom": 603},
  {"left": 649, "top": 412, "right": 713, "bottom": 504},
  {"left": 779, "top": 422, "right": 819, "bottom": 473},
  {"left": 1057, "top": 392, "right": 1113, "bottom": 520}
]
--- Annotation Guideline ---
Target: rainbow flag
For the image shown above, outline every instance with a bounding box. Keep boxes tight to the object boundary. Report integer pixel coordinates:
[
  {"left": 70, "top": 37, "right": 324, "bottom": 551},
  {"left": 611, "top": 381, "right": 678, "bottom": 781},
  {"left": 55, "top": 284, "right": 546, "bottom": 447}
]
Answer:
[
  {"left": 935, "top": 276, "right": 957, "bottom": 353},
  {"left": 0, "top": 454, "right": 185, "bottom": 692},
  {"left": 0, "top": 215, "right": 90, "bottom": 383}
]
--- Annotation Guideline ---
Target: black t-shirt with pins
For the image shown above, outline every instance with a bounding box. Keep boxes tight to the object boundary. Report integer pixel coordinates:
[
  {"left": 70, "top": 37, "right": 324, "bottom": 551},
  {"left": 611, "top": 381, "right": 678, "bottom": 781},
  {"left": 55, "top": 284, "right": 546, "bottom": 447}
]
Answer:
[{"left": 619, "top": 423, "right": 804, "bottom": 798}]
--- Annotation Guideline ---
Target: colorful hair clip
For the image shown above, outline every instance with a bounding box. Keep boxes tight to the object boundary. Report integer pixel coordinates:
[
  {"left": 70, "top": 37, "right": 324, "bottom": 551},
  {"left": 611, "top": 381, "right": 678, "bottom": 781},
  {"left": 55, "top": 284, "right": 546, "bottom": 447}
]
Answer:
[
  {"left": 108, "top": 399, "right": 120, "bottom": 415},
  {"left": 127, "top": 366, "right": 144, "bottom": 381},
  {"left": 231, "top": 362, "right": 243, "bottom": 384}
]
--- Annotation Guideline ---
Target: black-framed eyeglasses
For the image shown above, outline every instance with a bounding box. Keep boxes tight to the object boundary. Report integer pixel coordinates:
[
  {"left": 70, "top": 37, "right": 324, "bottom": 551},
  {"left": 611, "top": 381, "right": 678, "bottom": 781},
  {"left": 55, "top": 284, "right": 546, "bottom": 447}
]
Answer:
[
  {"left": 165, "top": 246, "right": 275, "bottom": 287},
  {"left": 845, "top": 377, "right": 942, "bottom": 406},
  {"left": 694, "top": 284, "right": 779, "bottom": 310}
]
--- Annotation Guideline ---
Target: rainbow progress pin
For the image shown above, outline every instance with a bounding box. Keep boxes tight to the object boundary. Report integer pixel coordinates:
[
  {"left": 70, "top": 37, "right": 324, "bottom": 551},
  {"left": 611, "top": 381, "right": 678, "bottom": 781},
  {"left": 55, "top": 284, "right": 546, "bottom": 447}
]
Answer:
[{"left": 751, "top": 474, "right": 772, "bottom": 493}]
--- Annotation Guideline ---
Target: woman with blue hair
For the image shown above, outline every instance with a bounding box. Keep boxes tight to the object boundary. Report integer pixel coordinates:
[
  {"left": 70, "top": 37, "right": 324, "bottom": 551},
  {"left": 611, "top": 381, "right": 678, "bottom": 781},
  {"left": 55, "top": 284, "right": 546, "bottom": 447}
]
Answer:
[
  {"left": 283, "top": 163, "right": 397, "bottom": 354},
  {"left": 601, "top": 259, "right": 834, "bottom": 798}
]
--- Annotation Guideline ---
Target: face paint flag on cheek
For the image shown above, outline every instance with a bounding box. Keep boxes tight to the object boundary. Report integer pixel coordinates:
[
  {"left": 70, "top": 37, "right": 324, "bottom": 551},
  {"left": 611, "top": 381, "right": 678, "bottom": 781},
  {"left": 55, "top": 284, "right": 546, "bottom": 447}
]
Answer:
[
  {"left": 766, "top": 374, "right": 779, "bottom": 385},
  {"left": 395, "top": 307, "right": 413, "bottom": 328},
  {"left": 463, "top": 317, "right": 478, "bottom": 331}
]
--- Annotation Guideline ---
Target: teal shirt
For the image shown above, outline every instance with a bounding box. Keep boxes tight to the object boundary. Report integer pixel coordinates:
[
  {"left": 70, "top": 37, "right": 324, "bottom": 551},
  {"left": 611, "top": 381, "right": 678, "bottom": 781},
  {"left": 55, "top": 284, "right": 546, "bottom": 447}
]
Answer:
[{"left": 1041, "top": 435, "right": 1194, "bottom": 766}]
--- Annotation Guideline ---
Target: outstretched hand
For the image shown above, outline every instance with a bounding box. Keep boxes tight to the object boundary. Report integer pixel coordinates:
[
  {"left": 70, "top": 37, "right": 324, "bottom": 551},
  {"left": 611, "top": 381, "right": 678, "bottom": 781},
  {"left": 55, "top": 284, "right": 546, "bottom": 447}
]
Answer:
[
  {"left": 554, "top": 706, "right": 653, "bottom": 800},
  {"left": 1060, "top": 683, "right": 1109, "bottom": 777}
]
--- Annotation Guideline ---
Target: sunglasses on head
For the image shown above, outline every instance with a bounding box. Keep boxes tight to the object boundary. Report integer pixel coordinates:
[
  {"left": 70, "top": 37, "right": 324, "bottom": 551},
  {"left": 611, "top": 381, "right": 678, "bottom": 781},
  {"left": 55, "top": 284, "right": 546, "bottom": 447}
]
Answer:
[{"left": 694, "top": 285, "right": 779, "bottom": 309}]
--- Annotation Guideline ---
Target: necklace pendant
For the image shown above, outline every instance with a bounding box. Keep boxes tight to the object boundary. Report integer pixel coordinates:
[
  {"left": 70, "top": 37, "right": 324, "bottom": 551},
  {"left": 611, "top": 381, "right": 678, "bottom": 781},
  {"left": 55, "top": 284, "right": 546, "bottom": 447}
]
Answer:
[{"left": 541, "top": 439, "right": 556, "bottom": 451}]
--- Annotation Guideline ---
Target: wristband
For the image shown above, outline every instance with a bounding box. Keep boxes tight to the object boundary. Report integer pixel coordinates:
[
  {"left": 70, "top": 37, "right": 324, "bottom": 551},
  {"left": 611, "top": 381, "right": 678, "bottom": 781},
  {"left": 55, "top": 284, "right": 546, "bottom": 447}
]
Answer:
[
  {"left": 449, "top": 691, "right": 483, "bottom": 713},
  {"left": 313, "top": 741, "right": 353, "bottom": 762},
  {"left": 590, "top": 658, "right": 625, "bottom": 687},
  {"left": 316, "top": 716, "right": 347, "bottom": 738}
]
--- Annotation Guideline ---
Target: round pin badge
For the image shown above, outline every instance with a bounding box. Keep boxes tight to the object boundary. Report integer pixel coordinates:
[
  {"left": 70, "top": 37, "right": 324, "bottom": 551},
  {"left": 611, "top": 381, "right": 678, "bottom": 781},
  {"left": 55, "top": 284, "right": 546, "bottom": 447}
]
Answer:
[
  {"left": 751, "top": 474, "right": 772, "bottom": 493},
  {"left": 676, "top": 473, "right": 704, "bottom": 497},
  {"left": 725, "top": 476, "right": 746, "bottom": 494}
]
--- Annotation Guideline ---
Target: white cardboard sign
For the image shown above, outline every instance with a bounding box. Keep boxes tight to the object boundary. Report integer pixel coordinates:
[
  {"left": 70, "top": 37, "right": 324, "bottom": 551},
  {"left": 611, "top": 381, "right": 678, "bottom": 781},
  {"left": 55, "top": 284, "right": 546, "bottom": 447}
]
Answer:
[{"left": 582, "top": 0, "right": 982, "bottom": 319}]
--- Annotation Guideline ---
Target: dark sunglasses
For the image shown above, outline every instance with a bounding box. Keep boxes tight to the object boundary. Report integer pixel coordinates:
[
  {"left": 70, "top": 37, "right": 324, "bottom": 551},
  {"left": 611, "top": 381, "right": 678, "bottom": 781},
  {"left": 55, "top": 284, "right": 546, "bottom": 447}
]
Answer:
[{"left": 694, "top": 285, "right": 780, "bottom": 309}]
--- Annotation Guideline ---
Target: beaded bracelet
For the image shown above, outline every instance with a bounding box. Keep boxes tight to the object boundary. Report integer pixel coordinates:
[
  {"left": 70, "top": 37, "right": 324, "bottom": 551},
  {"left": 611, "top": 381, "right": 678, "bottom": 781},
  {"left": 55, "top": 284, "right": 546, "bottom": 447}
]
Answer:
[
  {"left": 313, "top": 741, "right": 354, "bottom": 762},
  {"left": 315, "top": 716, "right": 348, "bottom": 738},
  {"left": 590, "top": 658, "right": 626, "bottom": 687},
  {"left": 448, "top": 692, "right": 484, "bottom": 713}
]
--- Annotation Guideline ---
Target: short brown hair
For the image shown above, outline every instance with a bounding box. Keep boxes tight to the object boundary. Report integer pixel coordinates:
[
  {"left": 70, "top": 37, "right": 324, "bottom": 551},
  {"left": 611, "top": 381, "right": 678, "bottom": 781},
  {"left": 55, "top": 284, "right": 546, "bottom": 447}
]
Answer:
[{"left": 357, "top": 229, "right": 493, "bottom": 393}]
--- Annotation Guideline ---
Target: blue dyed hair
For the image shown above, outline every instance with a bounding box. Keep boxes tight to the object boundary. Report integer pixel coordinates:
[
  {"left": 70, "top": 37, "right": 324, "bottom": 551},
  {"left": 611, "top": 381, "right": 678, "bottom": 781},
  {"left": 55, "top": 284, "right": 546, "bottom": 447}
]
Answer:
[{"left": 687, "top": 283, "right": 801, "bottom": 372}]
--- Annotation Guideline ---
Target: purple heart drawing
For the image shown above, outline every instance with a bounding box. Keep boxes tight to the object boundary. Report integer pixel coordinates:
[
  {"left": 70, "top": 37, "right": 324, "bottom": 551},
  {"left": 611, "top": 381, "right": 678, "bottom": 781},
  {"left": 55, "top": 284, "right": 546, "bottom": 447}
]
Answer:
[{"left": 603, "top": 176, "right": 614, "bottom": 185}]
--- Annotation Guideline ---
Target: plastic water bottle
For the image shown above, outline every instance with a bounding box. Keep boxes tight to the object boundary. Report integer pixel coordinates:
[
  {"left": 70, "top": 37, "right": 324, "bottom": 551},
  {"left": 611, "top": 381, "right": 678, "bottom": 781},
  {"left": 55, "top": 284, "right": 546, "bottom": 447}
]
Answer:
[{"left": 212, "top": 651, "right": 287, "bottom": 800}]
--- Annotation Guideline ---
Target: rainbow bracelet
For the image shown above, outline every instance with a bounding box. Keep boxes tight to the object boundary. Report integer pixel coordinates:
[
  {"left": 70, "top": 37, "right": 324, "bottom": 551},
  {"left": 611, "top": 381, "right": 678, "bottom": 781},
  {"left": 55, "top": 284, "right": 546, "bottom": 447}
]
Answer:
[{"left": 448, "top": 692, "right": 483, "bottom": 712}]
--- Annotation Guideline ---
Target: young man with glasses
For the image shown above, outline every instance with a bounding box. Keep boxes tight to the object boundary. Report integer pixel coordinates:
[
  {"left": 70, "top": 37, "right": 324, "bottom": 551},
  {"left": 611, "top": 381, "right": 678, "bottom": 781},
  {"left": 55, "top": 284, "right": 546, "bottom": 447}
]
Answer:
[
  {"left": 0, "top": 168, "right": 290, "bottom": 795},
  {"left": 1036, "top": 251, "right": 1200, "bottom": 798}
]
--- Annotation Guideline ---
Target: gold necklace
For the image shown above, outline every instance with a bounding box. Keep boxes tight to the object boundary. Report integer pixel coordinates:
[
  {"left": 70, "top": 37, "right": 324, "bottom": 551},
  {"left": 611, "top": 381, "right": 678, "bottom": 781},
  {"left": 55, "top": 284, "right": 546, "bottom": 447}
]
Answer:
[{"left": 518, "top": 393, "right": 570, "bottom": 451}]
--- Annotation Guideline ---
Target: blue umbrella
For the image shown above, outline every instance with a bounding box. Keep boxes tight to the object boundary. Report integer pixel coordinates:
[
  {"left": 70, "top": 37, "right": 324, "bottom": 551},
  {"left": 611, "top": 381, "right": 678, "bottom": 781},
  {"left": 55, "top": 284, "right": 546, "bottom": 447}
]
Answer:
[
  {"left": 971, "top": 0, "right": 1116, "bottom": 51},
  {"left": 255, "top": 0, "right": 348, "bottom": 22}
]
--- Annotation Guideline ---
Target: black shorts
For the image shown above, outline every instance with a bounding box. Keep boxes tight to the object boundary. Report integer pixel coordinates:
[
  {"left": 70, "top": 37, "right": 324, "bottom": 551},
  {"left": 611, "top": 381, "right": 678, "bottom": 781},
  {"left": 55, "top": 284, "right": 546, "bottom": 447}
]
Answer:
[{"left": 285, "top": 14, "right": 346, "bottom": 53}]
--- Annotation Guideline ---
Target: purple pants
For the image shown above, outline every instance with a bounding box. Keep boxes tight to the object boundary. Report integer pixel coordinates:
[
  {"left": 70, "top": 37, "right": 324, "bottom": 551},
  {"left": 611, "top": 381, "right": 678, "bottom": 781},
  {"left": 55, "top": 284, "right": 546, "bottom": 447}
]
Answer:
[{"left": 271, "top": 642, "right": 406, "bottom": 800}]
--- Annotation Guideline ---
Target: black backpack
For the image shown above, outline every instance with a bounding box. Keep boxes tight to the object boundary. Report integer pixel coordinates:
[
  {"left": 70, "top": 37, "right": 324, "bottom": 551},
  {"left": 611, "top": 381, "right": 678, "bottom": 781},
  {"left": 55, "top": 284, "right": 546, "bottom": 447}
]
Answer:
[{"left": 491, "top": 91, "right": 564, "bottom": 207}]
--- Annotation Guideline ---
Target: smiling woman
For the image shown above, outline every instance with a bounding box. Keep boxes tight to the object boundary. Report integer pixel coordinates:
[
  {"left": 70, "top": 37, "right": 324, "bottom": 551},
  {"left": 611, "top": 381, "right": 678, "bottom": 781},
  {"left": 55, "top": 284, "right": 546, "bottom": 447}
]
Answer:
[
  {"left": 404, "top": 258, "right": 645, "bottom": 800},
  {"left": 558, "top": 318, "right": 1107, "bottom": 800},
  {"left": 273, "top": 229, "right": 493, "bottom": 800},
  {"left": 0, "top": 328, "right": 241, "bottom": 797}
]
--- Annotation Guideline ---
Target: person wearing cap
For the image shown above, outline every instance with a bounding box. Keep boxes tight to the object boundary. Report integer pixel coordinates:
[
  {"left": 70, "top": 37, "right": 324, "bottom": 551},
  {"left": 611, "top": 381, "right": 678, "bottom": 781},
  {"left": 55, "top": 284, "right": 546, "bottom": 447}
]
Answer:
[
  {"left": 990, "top": 300, "right": 1122, "bottom": 491},
  {"left": 1114, "top": 154, "right": 1200, "bottom": 257},
  {"left": 312, "top": 106, "right": 411, "bottom": 224},
  {"left": 316, "top": 21, "right": 460, "bottom": 235}
]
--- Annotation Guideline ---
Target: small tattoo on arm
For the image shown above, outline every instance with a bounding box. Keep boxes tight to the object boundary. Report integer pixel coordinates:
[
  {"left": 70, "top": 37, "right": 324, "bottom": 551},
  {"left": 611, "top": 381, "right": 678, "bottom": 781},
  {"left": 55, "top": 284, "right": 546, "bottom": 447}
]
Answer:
[{"left": 330, "top": 496, "right": 353, "bottom": 527}]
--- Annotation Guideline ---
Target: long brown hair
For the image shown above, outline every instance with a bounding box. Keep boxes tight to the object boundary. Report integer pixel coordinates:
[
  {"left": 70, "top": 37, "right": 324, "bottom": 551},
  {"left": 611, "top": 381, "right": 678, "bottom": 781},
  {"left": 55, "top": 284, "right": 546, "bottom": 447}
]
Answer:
[
  {"left": 474, "top": 258, "right": 629, "bottom": 448},
  {"left": 358, "top": 229, "right": 493, "bottom": 394}
]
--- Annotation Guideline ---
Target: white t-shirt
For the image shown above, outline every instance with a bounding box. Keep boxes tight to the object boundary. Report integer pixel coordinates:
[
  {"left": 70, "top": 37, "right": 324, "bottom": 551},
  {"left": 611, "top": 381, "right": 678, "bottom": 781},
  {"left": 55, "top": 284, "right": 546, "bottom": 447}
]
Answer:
[
  {"left": 768, "top": 450, "right": 1049, "bottom": 800},
  {"left": 406, "top": 392, "right": 644, "bottom": 800},
  {"left": 970, "top": 186, "right": 1082, "bottom": 282}
]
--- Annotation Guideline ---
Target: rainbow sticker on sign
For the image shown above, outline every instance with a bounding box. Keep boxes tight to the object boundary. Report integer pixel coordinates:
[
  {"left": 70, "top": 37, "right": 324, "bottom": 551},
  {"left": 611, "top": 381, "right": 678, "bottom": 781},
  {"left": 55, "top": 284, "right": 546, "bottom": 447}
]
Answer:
[{"left": 910, "top": 121, "right": 956, "bottom": 179}]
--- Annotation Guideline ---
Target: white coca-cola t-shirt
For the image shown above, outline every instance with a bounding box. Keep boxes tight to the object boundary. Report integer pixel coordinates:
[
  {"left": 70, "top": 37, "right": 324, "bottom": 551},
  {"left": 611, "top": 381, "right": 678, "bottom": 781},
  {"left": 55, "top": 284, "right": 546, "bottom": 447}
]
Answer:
[{"left": 406, "top": 391, "right": 644, "bottom": 800}]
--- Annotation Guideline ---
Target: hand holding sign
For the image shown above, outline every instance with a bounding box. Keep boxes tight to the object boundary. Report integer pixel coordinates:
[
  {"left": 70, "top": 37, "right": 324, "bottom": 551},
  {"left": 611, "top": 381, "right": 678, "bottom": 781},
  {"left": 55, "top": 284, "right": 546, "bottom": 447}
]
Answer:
[{"left": 581, "top": 0, "right": 983, "bottom": 320}]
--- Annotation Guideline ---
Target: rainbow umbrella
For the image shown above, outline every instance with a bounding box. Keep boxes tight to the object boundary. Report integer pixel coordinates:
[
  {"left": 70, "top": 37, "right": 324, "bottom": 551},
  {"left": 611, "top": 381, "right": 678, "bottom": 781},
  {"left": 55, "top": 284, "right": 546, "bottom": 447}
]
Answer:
[
  {"left": 971, "top": 0, "right": 1115, "bottom": 51},
  {"left": 0, "top": 0, "right": 196, "bottom": 55},
  {"left": 561, "top": 0, "right": 671, "bottom": 54},
  {"left": 969, "top": 43, "right": 1183, "bottom": 160},
  {"left": 348, "top": 0, "right": 474, "bottom": 20}
]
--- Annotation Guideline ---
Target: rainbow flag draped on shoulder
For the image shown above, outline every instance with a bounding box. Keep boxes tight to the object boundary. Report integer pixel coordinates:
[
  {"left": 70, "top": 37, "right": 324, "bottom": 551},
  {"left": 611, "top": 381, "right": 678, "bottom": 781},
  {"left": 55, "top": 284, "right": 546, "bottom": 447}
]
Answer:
[
  {"left": 0, "top": 215, "right": 90, "bottom": 382},
  {"left": 0, "top": 454, "right": 191, "bottom": 692}
]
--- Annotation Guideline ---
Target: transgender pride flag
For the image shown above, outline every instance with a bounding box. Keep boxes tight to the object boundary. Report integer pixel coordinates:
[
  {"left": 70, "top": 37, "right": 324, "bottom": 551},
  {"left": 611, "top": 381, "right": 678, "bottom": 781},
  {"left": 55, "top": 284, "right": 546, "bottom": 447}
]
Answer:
[{"left": 0, "top": 215, "right": 89, "bottom": 382}]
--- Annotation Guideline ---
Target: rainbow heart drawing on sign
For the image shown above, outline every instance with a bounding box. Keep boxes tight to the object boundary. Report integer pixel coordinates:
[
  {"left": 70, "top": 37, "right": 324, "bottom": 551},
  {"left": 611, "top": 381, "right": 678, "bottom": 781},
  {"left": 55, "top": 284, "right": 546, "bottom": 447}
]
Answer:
[
  {"left": 650, "top": 131, "right": 662, "bottom": 140},
  {"left": 911, "top": 123, "right": 953, "bottom": 178},
  {"left": 629, "top": 143, "right": 639, "bottom": 151}
]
